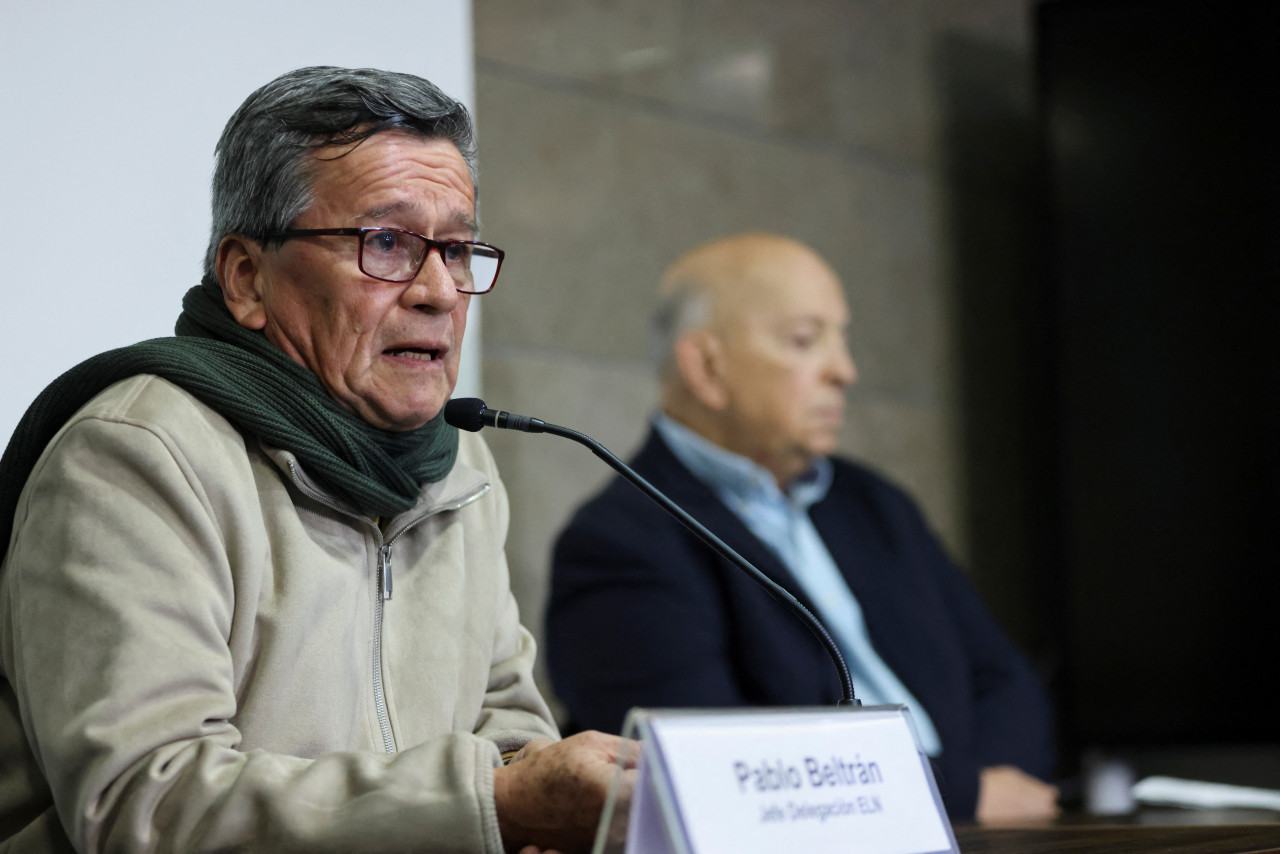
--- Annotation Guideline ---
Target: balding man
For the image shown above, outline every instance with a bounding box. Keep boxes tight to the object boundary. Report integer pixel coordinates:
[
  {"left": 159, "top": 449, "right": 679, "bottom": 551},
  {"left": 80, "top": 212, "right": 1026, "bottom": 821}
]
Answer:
[{"left": 546, "top": 233, "right": 1058, "bottom": 824}]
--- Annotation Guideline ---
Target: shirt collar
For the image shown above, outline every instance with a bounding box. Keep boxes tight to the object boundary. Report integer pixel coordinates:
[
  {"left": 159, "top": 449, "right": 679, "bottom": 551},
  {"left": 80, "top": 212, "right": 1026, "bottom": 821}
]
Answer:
[{"left": 653, "top": 413, "right": 833, "bottom": 511}]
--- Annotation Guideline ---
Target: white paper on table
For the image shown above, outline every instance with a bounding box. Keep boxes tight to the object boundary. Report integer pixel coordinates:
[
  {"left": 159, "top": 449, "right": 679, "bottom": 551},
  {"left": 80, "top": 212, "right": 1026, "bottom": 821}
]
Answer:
[{"left": 1132, "top": 776, "right": 1280, "bottom": 811}]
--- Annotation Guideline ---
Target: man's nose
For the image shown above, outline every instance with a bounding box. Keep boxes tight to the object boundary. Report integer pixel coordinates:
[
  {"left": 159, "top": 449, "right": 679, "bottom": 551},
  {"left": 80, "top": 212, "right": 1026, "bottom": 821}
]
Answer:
[
  {"left": 829, "top": 343, "right": 857, "bottom": 387},
  {"left": 403, "top": 247, "right": 460, "bottom": 312}
]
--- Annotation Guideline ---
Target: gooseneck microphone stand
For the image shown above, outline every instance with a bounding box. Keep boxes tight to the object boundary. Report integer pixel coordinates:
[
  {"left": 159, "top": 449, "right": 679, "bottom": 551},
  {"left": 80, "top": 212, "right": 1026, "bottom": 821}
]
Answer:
[{"left": 443, "top": 397, "right": 859, "bottom": 708}]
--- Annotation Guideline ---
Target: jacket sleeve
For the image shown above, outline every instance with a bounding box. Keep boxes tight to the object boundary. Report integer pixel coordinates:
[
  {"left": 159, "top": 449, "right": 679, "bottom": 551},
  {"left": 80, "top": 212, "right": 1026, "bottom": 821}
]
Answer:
[
  {"left": 472, "top": 603, "right": 560, "bottom": 754},
  {"left": 546, "top": 482, "right": 749, "bottom": 735},
  {"left": 456, "top": 432, "right": 561, "bottom": 752},
  {"left": 870, "top": 480, "right": 1057, "bottom": 820},
  {"left": 925, "top": 529, "right": 1057, "bottom": 777},
  {"left": 0, "top": 413, "right": 515, "bottom": 854},
  {"left": 927, "top": 541, "right": 1057, "bottom": 821}
]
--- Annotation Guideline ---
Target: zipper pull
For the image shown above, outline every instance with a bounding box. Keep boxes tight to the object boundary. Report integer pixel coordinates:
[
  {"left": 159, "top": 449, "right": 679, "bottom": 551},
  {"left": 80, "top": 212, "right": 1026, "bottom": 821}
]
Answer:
[{"left": 380, "top": 544, "right": 394, "bottom": 600}]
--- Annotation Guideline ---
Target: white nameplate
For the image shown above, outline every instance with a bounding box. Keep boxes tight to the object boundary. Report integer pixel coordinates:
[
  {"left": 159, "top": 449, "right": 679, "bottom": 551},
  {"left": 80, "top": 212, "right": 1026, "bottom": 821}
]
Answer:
[{"left": 610, "top": 706, "right": 956, "bottom": 854}]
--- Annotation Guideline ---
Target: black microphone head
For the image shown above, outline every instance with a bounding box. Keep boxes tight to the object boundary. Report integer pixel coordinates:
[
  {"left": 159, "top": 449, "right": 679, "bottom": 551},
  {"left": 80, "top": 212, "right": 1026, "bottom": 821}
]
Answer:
[{"left": 444, "top": 398, "right": 488, "bottom": 432}]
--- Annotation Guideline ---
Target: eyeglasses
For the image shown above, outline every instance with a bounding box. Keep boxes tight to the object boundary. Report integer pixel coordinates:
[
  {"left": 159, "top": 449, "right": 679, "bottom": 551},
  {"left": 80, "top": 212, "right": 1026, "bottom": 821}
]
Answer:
[{"left": 268, "top": 227, "right": 504, "bottom": 294}]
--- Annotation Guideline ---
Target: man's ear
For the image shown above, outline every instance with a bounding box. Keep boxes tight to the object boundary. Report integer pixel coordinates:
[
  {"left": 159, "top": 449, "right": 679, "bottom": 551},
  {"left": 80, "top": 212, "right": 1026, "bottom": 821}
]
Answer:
[
  {"left": 216, "top": 235, "right": 268, "bottom": 330},
  {"left": 673, "top": 330, "right": 729, "bottom": 411}
]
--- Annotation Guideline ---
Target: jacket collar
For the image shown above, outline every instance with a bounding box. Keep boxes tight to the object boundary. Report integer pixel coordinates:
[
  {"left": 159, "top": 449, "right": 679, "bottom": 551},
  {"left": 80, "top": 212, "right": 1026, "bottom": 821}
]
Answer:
[
  {"left": 261, "top": 442, "right": 489, "bottom": 527},
  {"left": 630, "top": 426, "right": 825, "bottom": 617}
]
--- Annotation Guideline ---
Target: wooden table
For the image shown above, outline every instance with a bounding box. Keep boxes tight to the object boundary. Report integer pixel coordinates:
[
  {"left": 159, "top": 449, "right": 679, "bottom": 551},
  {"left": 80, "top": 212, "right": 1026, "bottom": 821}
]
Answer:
[{"left": 954, "top": 822, "right": 1280, "bottom": 853}]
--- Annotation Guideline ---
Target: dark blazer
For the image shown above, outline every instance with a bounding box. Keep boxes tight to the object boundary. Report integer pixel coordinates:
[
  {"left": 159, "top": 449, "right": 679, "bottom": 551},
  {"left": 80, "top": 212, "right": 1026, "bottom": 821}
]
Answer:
[{"left": 546, "top": 427, "right": 1056, "bottom": 821}]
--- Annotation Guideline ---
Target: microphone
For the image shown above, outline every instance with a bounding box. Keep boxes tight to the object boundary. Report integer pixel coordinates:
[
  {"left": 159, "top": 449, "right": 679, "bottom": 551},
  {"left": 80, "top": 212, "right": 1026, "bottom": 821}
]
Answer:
[{"left": 444, "top": 397, "right": 859, "bottom": 707}]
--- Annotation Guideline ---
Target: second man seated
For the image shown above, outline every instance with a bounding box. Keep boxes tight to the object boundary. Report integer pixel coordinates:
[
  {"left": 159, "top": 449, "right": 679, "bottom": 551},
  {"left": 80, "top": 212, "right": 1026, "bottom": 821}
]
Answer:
[{"left": 545, "top": 232, "right": 1059, "bottom": 824}]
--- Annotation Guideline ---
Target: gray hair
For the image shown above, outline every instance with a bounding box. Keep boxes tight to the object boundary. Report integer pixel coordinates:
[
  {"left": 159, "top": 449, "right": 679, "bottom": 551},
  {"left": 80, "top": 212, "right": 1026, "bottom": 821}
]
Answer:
[
  {"left": 648, "top": 283, "right": 712, "bottom": 382},
  {"left": 202, "top": 65, "right": 477, "bottom": 285}
]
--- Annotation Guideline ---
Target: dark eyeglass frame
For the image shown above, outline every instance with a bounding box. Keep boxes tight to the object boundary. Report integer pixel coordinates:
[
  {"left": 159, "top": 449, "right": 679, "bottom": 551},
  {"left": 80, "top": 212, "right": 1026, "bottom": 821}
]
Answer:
[{"left": 267, "top": 227, "right": 504, "bottom": 294}]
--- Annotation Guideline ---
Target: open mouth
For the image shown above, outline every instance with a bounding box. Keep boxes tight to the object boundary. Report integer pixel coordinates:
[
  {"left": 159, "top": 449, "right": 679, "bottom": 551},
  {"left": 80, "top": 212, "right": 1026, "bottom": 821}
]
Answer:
[{"left": 385, "top": 348, "right": 441, "bottom": 362}]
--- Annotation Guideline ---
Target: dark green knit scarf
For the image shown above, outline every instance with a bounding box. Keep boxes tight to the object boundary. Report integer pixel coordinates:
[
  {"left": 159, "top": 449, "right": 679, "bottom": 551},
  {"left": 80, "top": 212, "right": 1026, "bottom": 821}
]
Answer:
[{"left": 0, "top": 281, "right": 458, "bottom": 551}]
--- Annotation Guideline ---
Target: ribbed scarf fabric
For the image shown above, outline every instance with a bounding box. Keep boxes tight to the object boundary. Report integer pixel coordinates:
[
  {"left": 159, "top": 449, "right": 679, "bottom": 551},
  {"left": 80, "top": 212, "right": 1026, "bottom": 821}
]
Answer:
[{"left": 0, "top": 281, "right": 458, "bottom": 553}]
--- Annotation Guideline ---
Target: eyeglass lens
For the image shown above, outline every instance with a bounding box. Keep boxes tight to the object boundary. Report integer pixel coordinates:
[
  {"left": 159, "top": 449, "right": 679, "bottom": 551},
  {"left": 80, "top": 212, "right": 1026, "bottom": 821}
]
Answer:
[{"left": 360, "top": 229, "right": 500, "bottom": 293}]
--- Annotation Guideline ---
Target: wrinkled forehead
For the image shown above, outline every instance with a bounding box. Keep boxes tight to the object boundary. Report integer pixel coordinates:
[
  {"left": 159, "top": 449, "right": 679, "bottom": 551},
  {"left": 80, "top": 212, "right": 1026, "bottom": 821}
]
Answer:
[{"left": 302, "top": 132, "right": 476, "bottom": 217}]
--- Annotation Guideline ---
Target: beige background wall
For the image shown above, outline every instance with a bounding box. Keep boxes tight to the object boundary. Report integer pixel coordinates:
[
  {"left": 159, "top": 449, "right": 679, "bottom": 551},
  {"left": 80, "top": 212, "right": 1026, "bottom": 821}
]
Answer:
[{"left": 470, "top": 0, "right": 1049, "bottom": 715}]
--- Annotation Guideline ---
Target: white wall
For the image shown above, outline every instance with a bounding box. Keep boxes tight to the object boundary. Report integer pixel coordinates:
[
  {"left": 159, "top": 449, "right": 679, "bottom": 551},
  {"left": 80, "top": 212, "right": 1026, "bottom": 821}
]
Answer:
[{"left": 0, "top": 1, "right": 479, "bottom": 442}]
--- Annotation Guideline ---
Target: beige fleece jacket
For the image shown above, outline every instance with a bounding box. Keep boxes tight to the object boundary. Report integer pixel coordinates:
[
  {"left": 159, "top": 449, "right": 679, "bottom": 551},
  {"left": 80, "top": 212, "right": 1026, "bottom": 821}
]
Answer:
[{"left": 0, "top": 375, "right": 558, "bottom": 853}]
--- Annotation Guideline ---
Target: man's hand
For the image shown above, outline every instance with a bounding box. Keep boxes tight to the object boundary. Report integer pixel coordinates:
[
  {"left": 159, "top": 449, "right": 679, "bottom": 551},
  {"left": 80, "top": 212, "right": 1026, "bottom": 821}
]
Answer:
[
  {"left": 494, "top": 730, "right": 637, "bottom": 854},
  {"left": 976, "top": 765, "right": 1060, "bottom": 825}
]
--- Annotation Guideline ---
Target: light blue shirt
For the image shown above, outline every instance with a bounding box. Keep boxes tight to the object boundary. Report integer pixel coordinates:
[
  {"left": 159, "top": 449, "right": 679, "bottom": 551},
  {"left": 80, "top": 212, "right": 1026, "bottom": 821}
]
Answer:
[{"left": 653, "top": 414, "right": 942, "bottom": 756}]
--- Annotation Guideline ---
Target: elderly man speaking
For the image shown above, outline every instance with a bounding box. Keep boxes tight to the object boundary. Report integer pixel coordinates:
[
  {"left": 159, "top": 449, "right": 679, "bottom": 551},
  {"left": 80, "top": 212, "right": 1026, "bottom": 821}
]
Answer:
[
  {"left": 0, "top": 67, "right": 621, "bottom": 853},
  {"left": 547, "top": 232, "right": 1059, "bottom": 825}
]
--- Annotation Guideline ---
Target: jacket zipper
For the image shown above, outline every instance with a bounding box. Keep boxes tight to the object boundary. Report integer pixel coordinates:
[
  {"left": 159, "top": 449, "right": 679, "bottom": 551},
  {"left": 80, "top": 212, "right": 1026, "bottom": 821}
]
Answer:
[
  {"left": 283, "top": 460, "right": 489, "bottom": 754},
  {"left": 378, "top": 484, "right": 490, "bottom": 593}
]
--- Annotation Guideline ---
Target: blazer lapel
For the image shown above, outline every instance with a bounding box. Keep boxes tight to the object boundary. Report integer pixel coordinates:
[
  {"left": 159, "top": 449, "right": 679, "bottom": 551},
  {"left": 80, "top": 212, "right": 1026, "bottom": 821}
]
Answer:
[{"left": 629, "top": 428, "right": 823, "bottom": 616}]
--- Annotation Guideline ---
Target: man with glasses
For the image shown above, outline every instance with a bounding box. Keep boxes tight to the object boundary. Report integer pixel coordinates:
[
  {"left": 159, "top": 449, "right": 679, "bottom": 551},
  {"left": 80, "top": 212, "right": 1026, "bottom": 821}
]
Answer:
[
  {"left": 547, "top": 232, "right": 1059, "bottom": 825},
  {"left": 0, "top": 66, "right": 622, "bottom": 853}
]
